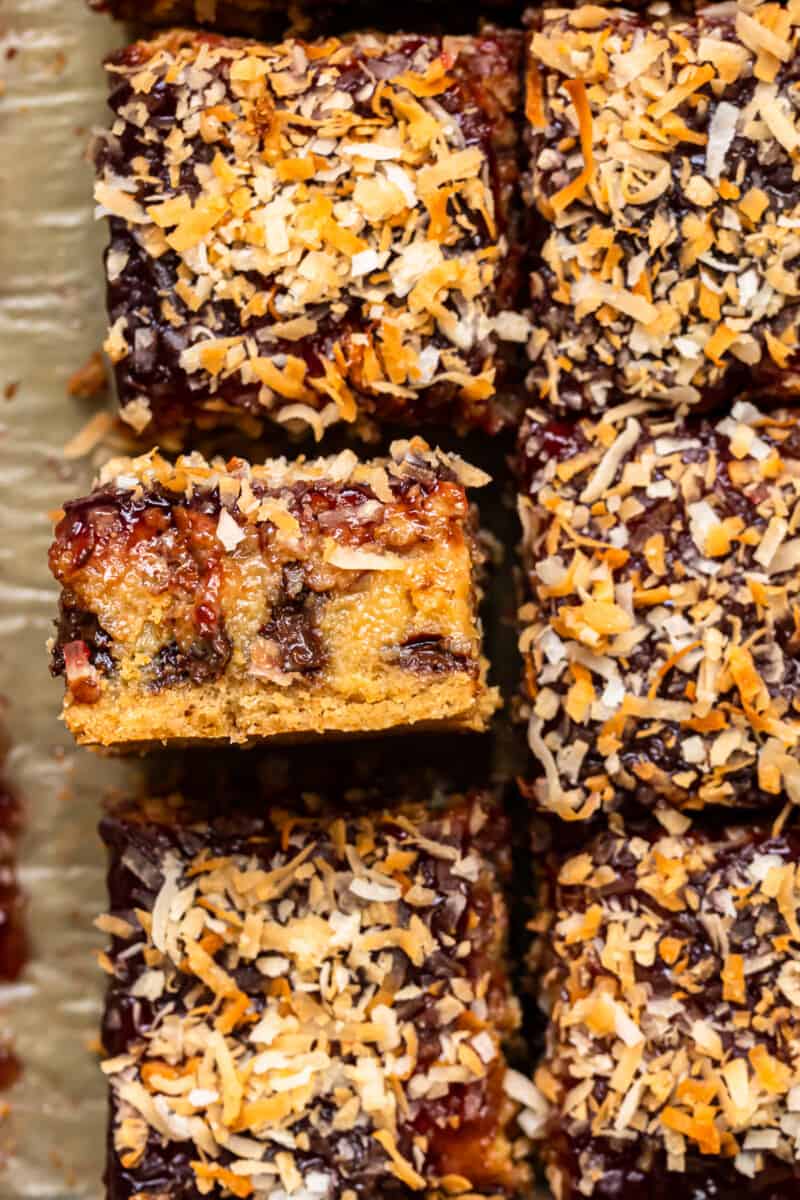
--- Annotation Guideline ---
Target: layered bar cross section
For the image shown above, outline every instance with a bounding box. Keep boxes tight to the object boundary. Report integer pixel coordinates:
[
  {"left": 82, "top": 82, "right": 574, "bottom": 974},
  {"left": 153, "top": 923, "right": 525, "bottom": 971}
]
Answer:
[{"left": 50, "top": 440, "right": 498, "bottom": 749}]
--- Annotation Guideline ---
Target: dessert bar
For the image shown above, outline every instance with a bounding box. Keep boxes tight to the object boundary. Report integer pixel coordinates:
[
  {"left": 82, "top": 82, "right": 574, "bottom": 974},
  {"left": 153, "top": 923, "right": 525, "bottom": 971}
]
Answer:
[
  {"left": 534, "top": 817, "right": 800, "bottom": 1198},
  {"left": 89, "top": 0, "right": 516, "bottom": 29},
  {"left": 50, "top": 440, "right": 498, "bottom": 749},
  {"left": 94, "top": 28, "right": 524, "bottom": 439},
  {"left": 90, "top": 0, "right": 323, "bottom": 30},
  {"left": 98, "top": 791, "right": 530, "bottom": 1198},
  {"left": 518, "top": 401, "right": 800, "bottom": 820},
  {"left": 526, "top": 3, "right": 800, "bottom": 413}
]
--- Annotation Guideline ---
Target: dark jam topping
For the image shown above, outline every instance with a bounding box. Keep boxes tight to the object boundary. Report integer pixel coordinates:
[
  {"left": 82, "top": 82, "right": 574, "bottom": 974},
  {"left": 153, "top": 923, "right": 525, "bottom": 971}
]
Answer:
[
  {"left": 0, "top": 749, "right": 27, "bottom": 1111},
  {"left": 50, "top": 469, "right": 455, "bottom": 576},
  {"left": 0, "top": 776, "right": 25, "bottom": 987},
  {"left": 517, "top": 417, "right": 591, "bottom": 488}
]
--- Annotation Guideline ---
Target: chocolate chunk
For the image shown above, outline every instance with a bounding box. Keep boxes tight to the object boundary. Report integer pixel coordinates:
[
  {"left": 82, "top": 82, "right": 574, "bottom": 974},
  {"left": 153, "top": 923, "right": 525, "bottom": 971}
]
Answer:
[
  {"left": 147, "top": 630, "right": 232, "bottom": 691},
  {"left": 50, "top": 595, "right": 115, "bottom": 678},
  {"left": 260, "top": 599, "right": 325, "bottom": 677},
  {"left": 391, "top": 635, "right": 475, "bottom": 676}
]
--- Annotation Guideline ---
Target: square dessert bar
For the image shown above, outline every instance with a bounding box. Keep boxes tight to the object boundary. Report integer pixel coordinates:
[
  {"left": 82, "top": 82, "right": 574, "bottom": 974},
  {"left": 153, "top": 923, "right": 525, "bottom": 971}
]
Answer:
[
  {"left": 89, "top": 0, "right": 319, "bottom": 30},
  {"left": 98, "top": 792, "right": 530, "bottom": 1199},
  {"left": 94, "top": 28, "right": 524, "bottom": 440},
  {"left": 518, "top": 402, "right": 800, "bottom": 820},
  {"left": 90, "top": 0, "right": 516, "bottom": 28},
  {"left": 526, "top": 3, "right": 800, "bottom": 414},
  {"left": 534, "top": 818, "right": 800, "bottom": 1199},
  {"left": 49, "top": 440, "right": 498, "bottom": 749}
]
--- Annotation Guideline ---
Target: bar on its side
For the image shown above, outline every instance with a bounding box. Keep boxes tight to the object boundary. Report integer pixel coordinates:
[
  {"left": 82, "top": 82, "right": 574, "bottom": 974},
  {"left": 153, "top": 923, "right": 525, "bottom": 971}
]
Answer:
[
  {"left": 518, "top": 402, "right": 800, "bottom": 820},
  {"left": 90, "top": 0, "right": 517, "bottom": 29},
  {"left": 525, "top": 3, "right": 800, "bottom": 414},
  {"left": 90, "top": 0, "right": 327, "bottom": 31},
  {"left": 532, "top": 817, "right": 800, "bottom": 1199},
  {"left": 49, "top": 440, "right": 498, "bottom": 749},
  {"left": 99, "top": 792, "right": 532, "bottom": 1199},
  {"left": 94, "top": 28, "right": 524, "bottom": 440}
]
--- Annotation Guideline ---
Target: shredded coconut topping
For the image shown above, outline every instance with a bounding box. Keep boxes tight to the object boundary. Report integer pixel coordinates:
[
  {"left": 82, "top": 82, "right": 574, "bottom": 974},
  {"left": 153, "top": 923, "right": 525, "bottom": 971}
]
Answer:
[
  {"left": 100, "top": 797, "right": 527, "bottom": 1198},
  {"left": 518, "top": 402, "right": 800, "bottom": 819},
  {"left": 95, "top": 28, "right": 521, "bottom": 436},
  {"left": 535, "top": 820, "right": 800, "bottom": 1195},
  {"left": 526, "top": 2, "right": 800, "bottom": 413}
]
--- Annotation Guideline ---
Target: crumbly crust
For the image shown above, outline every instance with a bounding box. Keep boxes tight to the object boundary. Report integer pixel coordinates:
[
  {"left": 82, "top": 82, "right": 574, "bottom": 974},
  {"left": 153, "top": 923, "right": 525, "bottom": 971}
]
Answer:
[
  {"left": 99, "top": 794, "right": 533, "bottom": 1198},
  {"left": 49, "top": 439, "right": 499, "bottom": 749},
  {"left": 526, "top": 2, "right": 800, "bottom": 414},
  {"left": 94, "top": 28, "right": 524, "bottom": 439},
  {"left": 518, "top": 401, "right": 800, "bottom": 820},
  {"left": 533, "top": 818, "right": 800, "bottom": 1199}
]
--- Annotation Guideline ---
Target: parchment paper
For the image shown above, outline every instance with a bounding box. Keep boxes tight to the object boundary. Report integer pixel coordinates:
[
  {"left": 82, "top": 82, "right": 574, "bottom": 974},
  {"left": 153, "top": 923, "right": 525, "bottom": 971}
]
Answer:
[
  {"left": 0, "top": 2, "right": 140, "bottom": 1191},
  {"left": 0, "top": 3, "right": 537, "bottom": 1196}
]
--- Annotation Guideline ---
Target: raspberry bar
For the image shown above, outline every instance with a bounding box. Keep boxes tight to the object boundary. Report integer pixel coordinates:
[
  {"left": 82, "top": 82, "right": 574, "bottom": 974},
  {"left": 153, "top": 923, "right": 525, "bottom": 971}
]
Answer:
[
  {"left": 90, "top": 0, "right": 320, "bottom": 30},
  {"left": 49, "top": 440, "right": 498, "bottom": 749},
  {"left": 89, "top": 0, "right": 517, "bottom": 30},
  {"left": 94, "top": 29, "right": 524, "bottom": 439},
  {"left": 518, "top": 402, "right": 800, "bottom": 820},
  {"left": 526, "top": 3, "right": 800, "bottom": 413},
  {"left": 98, "top": 792, "right": 531, "bottom": 1198},
  {"left": 534, "top": 818, "right": 800, "bottom": 1198}
]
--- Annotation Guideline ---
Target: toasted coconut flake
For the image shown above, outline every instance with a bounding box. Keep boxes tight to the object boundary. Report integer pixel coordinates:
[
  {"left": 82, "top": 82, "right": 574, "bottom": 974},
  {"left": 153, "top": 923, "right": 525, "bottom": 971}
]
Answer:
[
  {"left": 216, "top": 508, "right": 246, "bottom": 552},
  {"left": 706, "top": 102, "right": 739, "bottom": 182},
  {"left": 323, "top": 543, "right": 403, "bottom": 572}
]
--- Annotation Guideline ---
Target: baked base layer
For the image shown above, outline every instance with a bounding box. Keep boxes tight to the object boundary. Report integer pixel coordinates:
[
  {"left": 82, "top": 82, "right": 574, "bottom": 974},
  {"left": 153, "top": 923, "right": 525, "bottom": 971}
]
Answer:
[{"left": 64, "top": 664, "right": 498, "bottom": 748}]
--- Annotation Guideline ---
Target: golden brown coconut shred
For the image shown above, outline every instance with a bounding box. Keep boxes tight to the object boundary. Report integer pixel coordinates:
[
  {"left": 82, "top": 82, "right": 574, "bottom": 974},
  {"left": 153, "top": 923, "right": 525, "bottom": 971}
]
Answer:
[{"left": 526, "top": 1, "right": 800, "bottom": 414}]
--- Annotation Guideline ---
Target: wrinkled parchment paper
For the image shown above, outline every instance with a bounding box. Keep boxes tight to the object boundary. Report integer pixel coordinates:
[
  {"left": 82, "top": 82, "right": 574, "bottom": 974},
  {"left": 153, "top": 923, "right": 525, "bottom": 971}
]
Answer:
[
  {"left": 0, "top": 3, "right": 538, "bottom": 1196},
  {"left": 0, "top": 2, "right": 140, "bottom": 1191}
]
